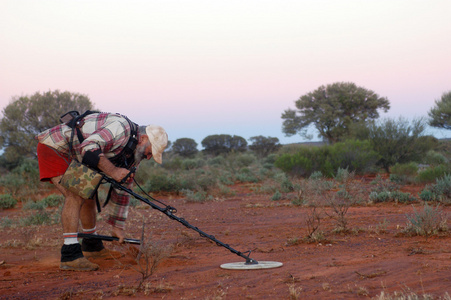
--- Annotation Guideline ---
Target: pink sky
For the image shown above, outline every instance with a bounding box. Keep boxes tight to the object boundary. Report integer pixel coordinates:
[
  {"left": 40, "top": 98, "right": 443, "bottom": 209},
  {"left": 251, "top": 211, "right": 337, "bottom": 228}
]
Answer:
[{"left": 1, "top": 0, "right": 450, "bottom": 144}]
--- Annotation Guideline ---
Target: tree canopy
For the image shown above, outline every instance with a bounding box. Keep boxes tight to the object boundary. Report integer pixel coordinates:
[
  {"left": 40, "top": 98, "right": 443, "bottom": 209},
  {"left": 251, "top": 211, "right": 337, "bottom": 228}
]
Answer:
[
  {"left": 0, "top": 90, "right": 94, "bottom": 166},
  {"left": 201, "top": 134, "right": 247, "bottom": 155},
  {"left": 172, "top": 138, "right": 198, "bottom": 157},
  {"left": 281, "top": 82, "right": 390, "bottom": 143},
  {"left": 428, "top": 91, "right": 451, "bottom": 130},
  {"left": 248, "top": 135, "right": 281, "bottom": 158}
]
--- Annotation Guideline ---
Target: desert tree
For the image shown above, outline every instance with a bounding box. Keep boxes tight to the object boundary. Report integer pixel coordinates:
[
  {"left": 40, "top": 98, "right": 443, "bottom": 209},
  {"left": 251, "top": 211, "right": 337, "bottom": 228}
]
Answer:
[
  {"left": 281, "top": 82, "right": 390, "bottom": 143},
  {"left": 429, "top": 91, "right": 451, "bottom": 130},
  {"left": 201, "top": 134, "right": 247, "bottom": 156},
  {"left": 172, "top": 138, "right": 198, "bottom": 157},
  {"left": 0, "top": 90, "right": 94, "bottom": 167},
  {"left": 249, "top": 135, "right": 282, "bottom": 158},
  {"left": 365, "top": 117, "right": 436, "bottom": 172}
]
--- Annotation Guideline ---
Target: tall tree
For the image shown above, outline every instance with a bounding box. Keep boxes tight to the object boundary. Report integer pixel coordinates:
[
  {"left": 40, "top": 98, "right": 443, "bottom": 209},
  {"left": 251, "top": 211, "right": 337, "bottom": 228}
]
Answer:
[
  {"left": 0, "top": 90, "right": 94, "bottom": 166},
  {"left": 249, "top": 136, "right": 282, "bottom": 158},
  {"left": 281, "top": 82, "right": 390, "bottom": 143},
  {"left": 172, "top": 138, "right": 198, "bottom": 157},
  {"left": 428, "top": 91, "right": 451, "bottom": 130}
]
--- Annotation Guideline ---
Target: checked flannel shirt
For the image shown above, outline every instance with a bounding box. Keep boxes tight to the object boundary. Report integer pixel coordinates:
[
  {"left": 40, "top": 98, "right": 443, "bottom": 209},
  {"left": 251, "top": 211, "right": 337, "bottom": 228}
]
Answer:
[{"left": 36, "top": 112, "right": 139, "bottom": 229}]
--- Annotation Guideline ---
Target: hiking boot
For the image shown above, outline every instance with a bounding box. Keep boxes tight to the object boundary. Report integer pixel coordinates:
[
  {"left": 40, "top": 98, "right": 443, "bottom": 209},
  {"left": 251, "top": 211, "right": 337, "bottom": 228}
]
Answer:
[
  {"left": 83, "top": 248, "right": 123, "bottom": 259},
  {"left": 60, "top": 257, "right": 99, "bottom": 271},
  {"left": 81, "top": 237, "right": 123, "bottom": 259},
  {"left": 60, "top": 244, "right": 99, "bottom": 271},
  {"left": 81, "top": 237, "right": 105, "bottom": 252}
]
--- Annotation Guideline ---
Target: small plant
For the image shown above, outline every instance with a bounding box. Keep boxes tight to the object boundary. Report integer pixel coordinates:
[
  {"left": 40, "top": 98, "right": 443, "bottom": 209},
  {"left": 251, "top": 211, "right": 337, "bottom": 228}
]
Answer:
[
  {"left": 0, "top": 194, "right": 17, "bottom": 209},
  {"left": 391, "top": 191, "right": 416, "bottom": 203},
  {"left": 271, "top": 190, "right": 282, "bottom": 201},
  {"left": 304, "top": 206, "right": 322, "bottom": 241},
  {"left": 20, "top": 211, "right": 52, "bottom": 226},
  {"left": 41, "top": 194, "right": 64, "bottom": 207},
  {"left": 404, "top": 203, "right": 449, "bottom": 240},
  {"left": 0, "top": 216, "right": 14, "bottom": 228},
  {"left": 419, "top": 174, "right": 451, "bottom": 204},
  {"left": 23, "top": 200, "right": 47, "bottom": 210},
  {"left": 334, "top": 167, "right": 351, "bottom": 183},
  {"left": 390, "top": 162, "right": 418, "bottom": 184},
  {"left": 134, "top": 222, "right": 172, "bottom": 291},
  {"left": 309, "top": 171, "right": 323, "bottom": 180},
  {"left": 418, "top": 189, "right": 438, "bottom": 202},
  {"left": 182, "top": 189, "right": 212, "bottom": 202}
]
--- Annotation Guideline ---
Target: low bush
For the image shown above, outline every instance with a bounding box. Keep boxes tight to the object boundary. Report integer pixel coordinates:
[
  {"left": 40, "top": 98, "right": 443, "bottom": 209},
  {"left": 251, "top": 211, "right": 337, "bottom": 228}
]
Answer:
[
  {"left": 0, "top": 194, "right": 17, "bottom": 209},
  {"left": 420, "top": 174, "right": 451, "bottom": 204},
  {"left": 416, "top": 164, "right": 450, "bottom": 183},
  {"left": 41, "top": 194, "right": 64, "bottom": 207},
  {"left": 390, "top": 162, "right": 418, "bottom": 184},
  {"left": 20, "top": 211, "right": 53, "bottom": 226},
  {"left": 404, "top": 203, "right": 448, "bottom": 239},
  {"left": 423, "top": 150, "right": 448, "bottom": 165},
  {"left": 274, "top": 140, "right": 379, "bottom": 178}
]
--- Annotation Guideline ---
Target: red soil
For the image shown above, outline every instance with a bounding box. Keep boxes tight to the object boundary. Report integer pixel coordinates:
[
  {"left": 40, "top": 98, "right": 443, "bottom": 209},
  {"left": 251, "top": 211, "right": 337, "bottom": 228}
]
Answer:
[{"left": 1, "top": 181, "right": 451, "bottom": 299}]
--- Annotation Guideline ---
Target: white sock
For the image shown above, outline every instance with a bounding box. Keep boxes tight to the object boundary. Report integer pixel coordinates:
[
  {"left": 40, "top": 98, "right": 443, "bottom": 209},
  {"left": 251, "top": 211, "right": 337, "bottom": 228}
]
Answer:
[
  {"left": 82, "top": 226, "right": 97, "bottom": 235},
  {"left": 63, "top": 233, "right": 79, "bottom": 245}
]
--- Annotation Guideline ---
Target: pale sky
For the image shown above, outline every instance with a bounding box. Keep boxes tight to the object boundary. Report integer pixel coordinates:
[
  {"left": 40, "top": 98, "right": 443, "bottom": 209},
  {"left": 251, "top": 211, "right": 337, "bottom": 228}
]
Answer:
[{"left": 1, "top": 0, "right": 450, "bottom": 145}]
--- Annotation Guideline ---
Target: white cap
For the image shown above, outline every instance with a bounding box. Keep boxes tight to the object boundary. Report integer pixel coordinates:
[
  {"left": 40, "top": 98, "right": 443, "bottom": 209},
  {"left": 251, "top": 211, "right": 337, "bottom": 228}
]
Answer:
[{"left": 145, "top": 125, "right": 168, "bottom": 164}]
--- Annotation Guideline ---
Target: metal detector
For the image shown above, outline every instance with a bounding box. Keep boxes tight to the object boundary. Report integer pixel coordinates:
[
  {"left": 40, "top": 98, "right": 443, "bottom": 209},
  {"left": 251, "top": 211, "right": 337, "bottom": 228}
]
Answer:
[{"left": 84, "top": 174, "right": 283, "bottom": 270}]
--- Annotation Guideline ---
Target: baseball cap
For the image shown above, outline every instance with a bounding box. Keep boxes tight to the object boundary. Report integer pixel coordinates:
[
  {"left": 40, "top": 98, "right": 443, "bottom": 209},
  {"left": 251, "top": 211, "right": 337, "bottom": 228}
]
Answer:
[{"left": 145, "top": 125, "right": 168, "bottom": 164}]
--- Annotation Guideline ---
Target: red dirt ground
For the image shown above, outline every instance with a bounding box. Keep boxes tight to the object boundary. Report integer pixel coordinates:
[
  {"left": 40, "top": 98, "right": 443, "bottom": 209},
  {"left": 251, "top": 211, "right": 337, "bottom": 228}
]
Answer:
[{"left": 1, "top": 180, "right": 451, "bottom": 299}]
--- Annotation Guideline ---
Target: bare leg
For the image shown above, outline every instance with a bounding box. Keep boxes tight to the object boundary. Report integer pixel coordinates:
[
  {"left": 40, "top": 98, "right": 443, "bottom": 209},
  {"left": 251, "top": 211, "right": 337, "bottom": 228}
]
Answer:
[
  {"left": 79, "top": 198, "right": 96, "bottom": 230},
  {"left": 51, "top": 176, "right": 86, "bottom": 233}
]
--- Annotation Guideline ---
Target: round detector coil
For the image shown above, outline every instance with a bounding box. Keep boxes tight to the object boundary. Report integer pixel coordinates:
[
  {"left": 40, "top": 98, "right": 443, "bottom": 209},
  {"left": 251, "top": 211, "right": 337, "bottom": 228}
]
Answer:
[{"left": 220, "top": 261, "right": 283, "bottom": 270}]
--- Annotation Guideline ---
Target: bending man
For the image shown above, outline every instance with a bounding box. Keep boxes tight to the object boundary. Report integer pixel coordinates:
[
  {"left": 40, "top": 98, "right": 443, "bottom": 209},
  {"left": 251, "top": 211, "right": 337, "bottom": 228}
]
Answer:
[{"left": 36, "top": 111, "right": 168, "bottom": 271}]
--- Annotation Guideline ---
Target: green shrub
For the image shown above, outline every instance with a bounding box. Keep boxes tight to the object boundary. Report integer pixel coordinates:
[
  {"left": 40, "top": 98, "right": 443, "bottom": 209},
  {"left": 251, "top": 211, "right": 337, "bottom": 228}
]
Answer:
[
  {"left": 271, "top": 190, "right": 282, "bottom": 201},
  {"left": 23, "top": 200, "right": 46, "bottom": 210},
  {"left": 0, "top": 216, "right": 13, "bottom": 228},
  {"left": 335, "top": 167, "right": 353, "bottom": 183},
  {"left": 423, "top": 150, "right": 448, "bottom": 165},
  {"left": 309, "top": 171, "right": 323, "bottom": 180},
  {"left": 390, "top": 162, "right": 418, "bottom": 184},
  {"left": 391, "top": 191, "right": 416, "bottom": 203},
  {"left": 41, "top": 194, "right": 64, "bottom": 207},
  {"left": 236, "top": 168, "right": 259, "bottom": 183},
  {"left": 20, "top": 211, "right": 52, "bottom": 226},
  {"left": 327, "top": 139, "right": 379, "bottom": 175},
  {"left": 373, "top": 191, "right": 391, "bottom": 202},
  {"left": 416, "top": 165, "right": 449, "bottom": 183},
  {"left": 273, "top": 172, "right": 293, "bottom": 192},
  {"left": 235, "top": 153, "right": 257, "bottom": 167},
  {"left": 218, "top": 171, "right": 234, "bottom": 185},
  {"left": 195, "top": 173, "right": 217, "bottom": 191},
  {"left": 208, "top": 156, "right": 226, "bottom": 166},
  {"left": 419, "top": 189, "right": 438, "bottom": 202},
  {"left": 182, "top": 189, "right": 212, "bottom": 202},
  {"left": 404, "top": 203, "right": 448, "bottom": 238},
  {"left": 0, "top": 194, "right": 17, "bottom": 209},
  {"left": 275, "top": 140, "right": 378, "bottom": 178},
  {"left": 274, "top": 147, "right": 325, "bottom": 177}
]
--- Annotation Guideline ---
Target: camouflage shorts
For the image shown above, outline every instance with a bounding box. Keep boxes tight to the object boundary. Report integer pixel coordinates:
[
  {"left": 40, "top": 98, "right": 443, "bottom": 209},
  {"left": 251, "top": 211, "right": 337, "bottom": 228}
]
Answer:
[{"left": 60, "top": 160, "right": 103, "bottom": 199}]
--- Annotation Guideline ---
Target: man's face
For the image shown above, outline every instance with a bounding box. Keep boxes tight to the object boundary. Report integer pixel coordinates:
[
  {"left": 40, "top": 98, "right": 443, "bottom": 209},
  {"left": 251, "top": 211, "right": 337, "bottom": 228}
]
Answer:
[{"left": 135, "top": 136, "right": 152, "bottom": 164}]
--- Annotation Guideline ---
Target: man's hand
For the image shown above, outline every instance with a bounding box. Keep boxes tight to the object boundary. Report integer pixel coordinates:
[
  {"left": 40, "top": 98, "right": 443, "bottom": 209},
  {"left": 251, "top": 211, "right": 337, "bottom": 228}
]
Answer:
[
  {"left": 111, "top": 226, "right": 125, "bottom": 244},
  {"left": 97, "top": 155, "right": 130, "bottom": 182}
]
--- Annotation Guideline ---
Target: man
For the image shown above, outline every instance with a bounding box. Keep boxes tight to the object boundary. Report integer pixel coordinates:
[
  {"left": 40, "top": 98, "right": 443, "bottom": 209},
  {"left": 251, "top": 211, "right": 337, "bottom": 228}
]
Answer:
[{"left": 36, "top": 111, "right": 168, "bottom": 271}]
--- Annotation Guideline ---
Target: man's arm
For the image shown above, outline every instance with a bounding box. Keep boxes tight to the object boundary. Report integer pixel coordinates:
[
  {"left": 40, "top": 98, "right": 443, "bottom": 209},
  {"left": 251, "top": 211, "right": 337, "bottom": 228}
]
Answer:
[{"left": 97, "top": 154, "right": 130, "bottom": 182}]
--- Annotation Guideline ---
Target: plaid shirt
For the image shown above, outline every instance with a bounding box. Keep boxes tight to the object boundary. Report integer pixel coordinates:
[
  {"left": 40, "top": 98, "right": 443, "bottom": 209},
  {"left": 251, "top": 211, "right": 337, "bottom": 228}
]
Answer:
[{"left": 36, "top": 112, "right": 138, "bottom": 229}]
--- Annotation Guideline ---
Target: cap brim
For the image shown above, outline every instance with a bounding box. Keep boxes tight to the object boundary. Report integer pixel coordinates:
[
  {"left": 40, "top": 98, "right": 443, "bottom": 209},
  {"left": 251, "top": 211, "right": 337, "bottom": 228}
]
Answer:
[{"left": 152, "top": 145, "right": 163, "bottom": 164}]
